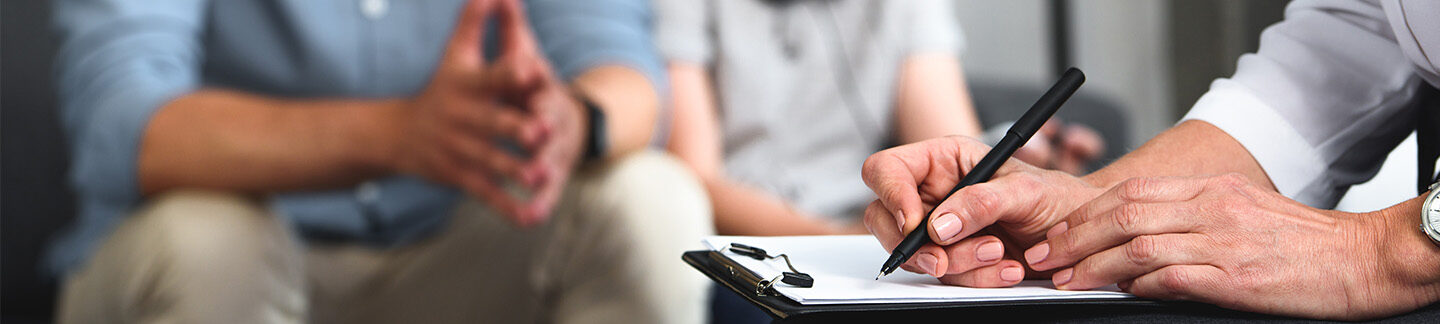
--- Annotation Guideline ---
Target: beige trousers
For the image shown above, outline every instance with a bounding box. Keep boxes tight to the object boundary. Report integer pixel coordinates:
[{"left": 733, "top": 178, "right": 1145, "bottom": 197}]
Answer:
[{"left": 57, "top": 151, "right": 715, "bottom": 324}]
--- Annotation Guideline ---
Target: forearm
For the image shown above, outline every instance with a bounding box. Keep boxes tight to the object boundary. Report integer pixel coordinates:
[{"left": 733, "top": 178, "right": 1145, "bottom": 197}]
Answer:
[
  {"left": 706, "top": 178, "right": 838, "bottom": 236},
  {"left": 139, "top": 89, "right": 401, "bottom": 195},
  {"left": 571, "top": 65, "right": 659, "bottom": 158},
  {"left": 893, "top": 54, "right": 983, "bottom": 143},
  {"left": 1082, "top": 120, "right": 1275, "bottom": 191},
  {"left": 664, "top": 63, "right": 725, "bottom": 177}
]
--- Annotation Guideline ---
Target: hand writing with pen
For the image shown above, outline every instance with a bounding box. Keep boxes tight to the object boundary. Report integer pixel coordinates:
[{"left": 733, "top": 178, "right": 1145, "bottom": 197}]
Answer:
[{"left": 861, "top": 133, "right": 1440, "bottom": 320}]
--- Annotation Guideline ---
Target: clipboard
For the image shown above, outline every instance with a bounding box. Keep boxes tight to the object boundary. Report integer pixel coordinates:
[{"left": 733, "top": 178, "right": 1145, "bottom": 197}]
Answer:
[{"left": 683, "top": 249, "right": 1170, "bottom": 321}]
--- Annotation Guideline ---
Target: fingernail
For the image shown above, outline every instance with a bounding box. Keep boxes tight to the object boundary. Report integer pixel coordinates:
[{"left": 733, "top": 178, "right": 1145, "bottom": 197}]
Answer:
[
  {"left": 1054, "top": 268, "right": 1074, "bottom": 288},
  {"left": 932, "top": 213, "right": 963, "bottom": 241},
  {"left": 893, "top": 209, "right": 905, "bottom": 230},
  {"left": 915, "top": 253, "right": 940, "bottom": 277},
  {"left": 1024, "top": 243, "right": 1050, "bottom": 266},
  {"left": 1000, "top": 266, "right": 1025, "bottom": 282},
  {"left": 976, "top": 241, "right": 1004, "bottom": 262},
  {"left": 1047, "top": 221, "right": 1069, "bottom": 239}
]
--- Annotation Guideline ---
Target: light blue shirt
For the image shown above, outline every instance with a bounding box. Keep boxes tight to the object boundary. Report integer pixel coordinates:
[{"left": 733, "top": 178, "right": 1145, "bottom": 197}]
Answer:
[{"left": 47, "top": 0, "right": 667, "bottom": 276}]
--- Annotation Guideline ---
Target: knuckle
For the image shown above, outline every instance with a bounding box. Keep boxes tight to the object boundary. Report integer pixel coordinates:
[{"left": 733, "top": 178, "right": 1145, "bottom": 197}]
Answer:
[
  {"left": 1234, "top": 272, "right": 1263, "bottom": 292},
  {"left": 1157, "top": 267, "right": 1192, "bottom": 295},
  {"left": 1125, "top": 236, "right": 1159, "bottom": 266},
  {"left": 1051, "top": 234, "right": 1077, "bottom": 256},
  {"left": 1112, "top": 204, "right": 1144, "bottom": 235},
  {"left": 879, "top": 185, "right": 911, "bottom": 205},
  {"left": 1117, "top": 178, "right": 1152, "bottom": 202},
  {"left": 861, "top": 154, "right": 892, "bottom": 182},
  {"left": 964, "top": 185, "right": 1002, "bottom": 217},
  {"left": 861, "top": 155, "right": 883, "bottom": 176}
]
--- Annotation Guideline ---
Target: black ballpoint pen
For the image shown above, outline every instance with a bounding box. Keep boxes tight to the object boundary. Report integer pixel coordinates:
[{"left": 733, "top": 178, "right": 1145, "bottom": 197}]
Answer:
[{"left": 877, "top": 68, "right": 1086, "bottom": 279}]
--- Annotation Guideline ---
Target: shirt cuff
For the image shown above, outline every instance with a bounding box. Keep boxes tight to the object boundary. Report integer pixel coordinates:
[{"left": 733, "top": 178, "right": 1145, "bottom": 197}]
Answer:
[{"left": 1181, "top": 79, "right": 1338, "bottom": 207}]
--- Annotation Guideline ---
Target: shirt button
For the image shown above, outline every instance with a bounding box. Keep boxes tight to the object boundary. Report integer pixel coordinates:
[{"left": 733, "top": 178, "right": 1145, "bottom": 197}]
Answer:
[{"left": 360, "top": 0, "right": 388, "bottom": 20}]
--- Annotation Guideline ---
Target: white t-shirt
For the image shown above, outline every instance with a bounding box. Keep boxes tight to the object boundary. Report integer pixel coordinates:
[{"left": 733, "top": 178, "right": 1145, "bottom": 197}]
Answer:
[{"left": 653, "top": 0, "right": 965, "bottom": 219}]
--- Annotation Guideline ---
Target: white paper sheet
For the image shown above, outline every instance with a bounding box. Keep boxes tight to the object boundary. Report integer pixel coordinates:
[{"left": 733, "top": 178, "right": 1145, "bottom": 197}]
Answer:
[{"left": 703, "top": 235, "right": 1134, "bottom": 305}]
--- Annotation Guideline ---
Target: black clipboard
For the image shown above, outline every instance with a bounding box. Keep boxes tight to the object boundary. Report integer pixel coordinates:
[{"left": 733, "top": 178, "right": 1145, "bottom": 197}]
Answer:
[{"left": 683, "top": 250, "right": 1171, "bottom": 321}]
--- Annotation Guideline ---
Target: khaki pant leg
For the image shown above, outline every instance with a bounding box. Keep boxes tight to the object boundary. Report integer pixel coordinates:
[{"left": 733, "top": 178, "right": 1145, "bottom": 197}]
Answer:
[
  {"left": 544, "top": 151, "right": 716, "bottom": 324},
  {"left": 305, "top": 200, "right": 550, "bottom": 323},
  {"left": 305, "top": 150, "right": 714, "bottom": 324},
  {"left": 56, "top": 190, "right": 306, "bottom": 324}
]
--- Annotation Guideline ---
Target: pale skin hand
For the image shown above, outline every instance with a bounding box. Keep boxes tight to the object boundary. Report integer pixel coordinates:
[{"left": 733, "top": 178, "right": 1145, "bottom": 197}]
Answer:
[
  {"left": 862, "top": 120, "right": 1440, "bottom": 319},
  {"left": 1025, "top": 174, "right": 1440, "bottom": 320},
  {"left": 863, "top": 121, "right": 1268, "bottom": 285},
  {"left": 666, "top": 54, "right": 984, "bottom": 235},
  {"left": 138, "top": 0, "right": 659, "bottom": 227},
  {"left": 860, "top": 135, "right": 1104, "bottom": 285}
]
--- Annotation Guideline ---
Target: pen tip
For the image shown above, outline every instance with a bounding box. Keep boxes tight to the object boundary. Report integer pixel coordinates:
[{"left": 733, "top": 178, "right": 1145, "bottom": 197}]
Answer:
[{"left": 874, "top": 273, "right": 883, "bottom": 280}]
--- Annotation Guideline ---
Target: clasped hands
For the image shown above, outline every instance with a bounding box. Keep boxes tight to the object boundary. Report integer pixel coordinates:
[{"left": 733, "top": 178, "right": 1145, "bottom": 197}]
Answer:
[
  {"left": 861, "top": 136, "right": 1440, "bottom": 320},
  {"left": 390, "top": 0, "right": 584, "bottom": 227}
]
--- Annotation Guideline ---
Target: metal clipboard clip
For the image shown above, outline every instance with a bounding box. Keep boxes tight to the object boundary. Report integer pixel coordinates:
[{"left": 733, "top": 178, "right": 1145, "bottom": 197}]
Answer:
[{"left": 720, "top": 243, "right": 815, "bottom": 295}]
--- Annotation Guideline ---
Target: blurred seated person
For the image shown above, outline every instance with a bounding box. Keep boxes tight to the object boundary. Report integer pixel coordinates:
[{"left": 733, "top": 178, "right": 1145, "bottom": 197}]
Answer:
[
  {"left": 652, "top": 0, "right": 1106, "bottom": 236},
  {"left": 47, "top": 0, "right": 711, "bottom": 322}
]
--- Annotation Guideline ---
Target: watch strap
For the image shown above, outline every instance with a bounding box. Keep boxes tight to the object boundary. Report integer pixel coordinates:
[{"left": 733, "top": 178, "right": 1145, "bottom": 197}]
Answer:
[
  {"left": 1415, "top": 84, "right": 1439, "bottom": 194},
  {"left": 577, "top": 93, "right": 607, "bottom": 162}
]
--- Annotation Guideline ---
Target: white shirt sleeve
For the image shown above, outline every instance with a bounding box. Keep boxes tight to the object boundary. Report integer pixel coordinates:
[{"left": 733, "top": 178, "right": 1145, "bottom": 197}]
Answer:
[
  {"left": 904, "top": 0, "right": 965, "bottom": 56},
  {"left": 1181, "top": 0, "right": 1424, "bottom": 208},
  {"left": 651, "top": 0, "right": 711, "bottom": 65}
]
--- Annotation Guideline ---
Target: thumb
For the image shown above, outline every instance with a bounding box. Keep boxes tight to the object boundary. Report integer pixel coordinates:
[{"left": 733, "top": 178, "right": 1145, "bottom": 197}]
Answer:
[{"left": 861, "top": 150, "right": 929, "bottom": 236}]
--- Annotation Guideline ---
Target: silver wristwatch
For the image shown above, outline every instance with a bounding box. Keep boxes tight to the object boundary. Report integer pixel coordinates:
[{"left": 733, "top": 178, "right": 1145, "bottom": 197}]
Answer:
[{"left": 1423, "top": 182, "right": 1440, "bottom": 245}]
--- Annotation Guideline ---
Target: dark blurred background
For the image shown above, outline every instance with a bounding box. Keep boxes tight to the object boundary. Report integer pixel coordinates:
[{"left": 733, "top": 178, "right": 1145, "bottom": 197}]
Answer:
[
  {"left": 3, "top": 0, "right": 72, "bottom": 322},
  {"left": 2, "top": 0, "right": 1304, "bottom": 322}
]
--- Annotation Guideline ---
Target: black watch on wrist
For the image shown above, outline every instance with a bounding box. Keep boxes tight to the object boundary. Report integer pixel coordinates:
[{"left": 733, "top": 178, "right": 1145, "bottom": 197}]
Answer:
[{"left": 576, "top": 93, "right": 607, "bottom": 162}]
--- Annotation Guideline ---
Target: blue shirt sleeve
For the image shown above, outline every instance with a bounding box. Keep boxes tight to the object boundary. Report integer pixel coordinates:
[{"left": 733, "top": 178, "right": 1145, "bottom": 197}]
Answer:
[
  {"left": 53, "top": 0, "right": 208, "bottom": 205},
  {"left": 524, "top": 0, "right": 671, "bottom": 146}
]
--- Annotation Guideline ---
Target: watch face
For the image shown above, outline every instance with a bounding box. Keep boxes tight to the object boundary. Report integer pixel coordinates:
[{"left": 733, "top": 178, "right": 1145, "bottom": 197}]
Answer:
[
  {"left": 1427, "top": 191, "right": 1440, "bottom": 241},
  {"left": 1429, "top": 204, "right": 1440, "bottom": 230}
]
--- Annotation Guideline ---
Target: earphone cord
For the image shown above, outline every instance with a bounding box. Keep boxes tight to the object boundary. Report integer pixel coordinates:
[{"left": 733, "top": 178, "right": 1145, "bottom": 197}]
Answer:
[{"left": 813, "top": 3, "right": 883, "bottom": 145}]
